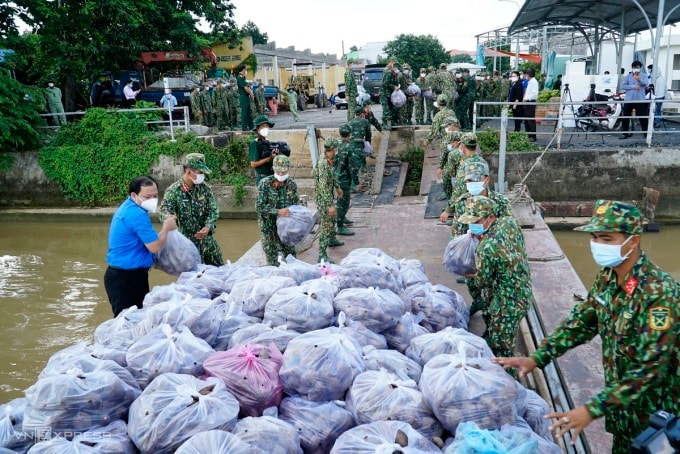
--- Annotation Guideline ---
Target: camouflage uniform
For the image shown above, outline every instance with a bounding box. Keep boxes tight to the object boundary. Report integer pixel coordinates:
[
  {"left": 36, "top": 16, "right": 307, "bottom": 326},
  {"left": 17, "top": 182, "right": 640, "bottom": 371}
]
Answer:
[
  {"left": 255, "top": 84, "right": 266, "bottom": 117},
  {"left": 335, "top": 124, "right": 353, "bottom": 229},
  {"left": 159, "top": 153, "right": 224, "bottom": 266},
  {"left": 345, "top": 68, "right": 358, "bottom": 122},
  {"left": 427, "top": 96, "right": 460, "bottom": 198},
  {"left": 380, "top": 64, "right": 399, "bottom": 128},
  {"left": 212, "top": 84, "right": 230, "bottom": 130},
  {"left": 448, "top": 134, "right": 486, "bottom": 203},
  {"left": 437, "top": 66, "right": 456, "bottom": 107},
  {"left": 464, "top": 72, "right": 477, "bottom": 128},
  {"left": 414, "top": 69, "right": 428, "bottom": 124},
  {"left": 227, "top": 82, "right": 240, "bottom": 129},
  {"left": 190, "top": 88, "right": 202, "bottom": 125},
  {"left": 348, "top": 109, "right": 371, "bottom": 188},
  {"left": 398, "top": 64, "right": 413, "bottom": 125},
  {"left": 256, "top": 155, "right": 300, "bottom": 266},
  {"left": 248, "top": 82, "right": 258, "bottom": 122},
  {"left": 314, "top": 138, "right": 341, "bottom": 261},
  {"left": 460, "top": 196, "right": 531, "bottom": 361},
  {"left": 198, "top": 87, "right": 214, "bottom": 127},
  {"left": 424, "top": 67, "right": 437, "bottom": 124},
  {"left": 454, "top": 75, "right": 473, "bottom": 130},
  {"left": 531, "top": 200, "right": 680, "bottom": 453}
]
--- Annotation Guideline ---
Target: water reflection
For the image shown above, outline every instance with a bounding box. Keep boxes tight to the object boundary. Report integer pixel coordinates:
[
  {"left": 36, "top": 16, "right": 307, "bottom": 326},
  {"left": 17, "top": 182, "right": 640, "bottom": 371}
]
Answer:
[{"left": 0, "top": 219, "right": 259, "bottom": 400}]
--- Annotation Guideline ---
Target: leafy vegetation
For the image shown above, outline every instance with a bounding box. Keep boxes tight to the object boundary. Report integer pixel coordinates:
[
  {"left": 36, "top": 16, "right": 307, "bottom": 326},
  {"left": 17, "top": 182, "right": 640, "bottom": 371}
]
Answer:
[
  {"left": 38, "top": 108, "right": 251, "bottom": 206},
  {"left": 399, "top": 145, "right": 425, "bottom": 194},
  {"left": 0, "top": 69, "right": 47, "bottom": 151},
  {"left": 383, "top": 34, "right": 451, "bottom": 74},
  {"left": 538, "top": 89, "right": 561, "bottom": 103},
  {"left": 476, "top": 128, "right": 541, "bottom": 154}
]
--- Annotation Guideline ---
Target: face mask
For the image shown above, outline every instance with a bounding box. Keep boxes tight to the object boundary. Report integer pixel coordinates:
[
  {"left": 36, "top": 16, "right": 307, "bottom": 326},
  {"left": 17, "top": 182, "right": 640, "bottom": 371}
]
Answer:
[
  {"left": 468, "top": 221, "right": 487, "bottom": 236},
  {"left": 420, "top": 73, "right": 426, "bottom": 77},
  {"left": 48, "top": 83, "right": 55, "bottom": 88},
  {"left": 455, "top": 73, "right": 462, "bottom": 78},
  {"left": 446, "top": 144, "right": 453, "bottom": 151},
  {"left": 590, "top": 235, "right": 633, "bottom": 267},
  {"left": 274, "top": 173, "right": 288, "bottom": 182},
  {"left": 138, "top": 197, "right": 158, "bottom": 213},
  {"left": 259, "top": 127, "right": 270, "bottom": 138},
  {"left": 511, "top": 77, "right": 518, "bottom": 82},
  {"left": 466, "top": 181, "right": 485, "bottom": 196},
  {"left": 633, "top": 68, "right": 641, "bottom": 73},
  {"left": 191, "top": 173, "right": 205, "bottom": 185}
]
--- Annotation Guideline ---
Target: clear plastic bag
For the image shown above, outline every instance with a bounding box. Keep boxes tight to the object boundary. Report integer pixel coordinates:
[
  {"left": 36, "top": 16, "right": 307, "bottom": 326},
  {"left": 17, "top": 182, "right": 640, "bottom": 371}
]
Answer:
[
  {"left": 337, "top": 314, "right": 388, "bottom": 350},
  {"left": 422, "top": 88, "right": 435, "bottom": 100},
  {"left": 229, "top": 275, "right": 297, "bottom": 318},
  {"left": 276, "top": 205, "right": 314, "bottom": 246},
  {"left": 142, "top": 282, "right": 211, "bottom": 307},
  {"left": 127, "top": 373, "right": 240, "bottom": 454},
  {"left": 443, "top": 233, "right": 479, "bottom": 276},
  {"left": 27, "top": 420, "right": 136, "bottom": 453},
  {"left": 153, "top": 229, "right": 201, "bottom": 276},
  {"left": 331, "top": 420, "right": 442, "bottom": 453},
  {"left": 0, "top": 398, "right": 31, "bottom": 452},
  {"left": 398, "top": 259, "right": 429, "bottom": 287},
  {"left": 263, "top": 282, "right": 335, "bottom": 333},
  {"left": 233, "top": 410, "right": 302, "bottom": 454},
  {"left": 405, "top": 327, "right": 493, "bottom": 366},
  {"left": 391, "top": 89, "right": 407, "bottom": 107},
  {"left": 270, "top": 255, "right": 323, "bottom": 284},
  {"left": 175, "top": 430, "right": 265, "bottom": 454},
  {"left": 522, "top": 389, "right": 553, "bottom": 442},
  {"left": 209, "top": 300, "right": 260, "bottom": 351},
  {"left": 279, "top": 397, "right": 355, "bottom": 454},
  {"left": 403, "top": 283, "right": 468, "bottom": 332},
  {"left": 406, "top": 83, "right": 421, "bottom": 96},
  {"left": 363, "top": 140, "right": 373, "bottom": 157},
  {"left": 176, "top": 267, "right": 227, "bottom": 298},
  {"left": 228, "top": 323, "right": 300, "bottom": 353},
  {"left": 94, "top": 306, "right": 146, "bottom": 351},
  {"left": 333, "top": 287, "right": 408, "bottom": 333},
  {"left": 383, "top": 312, "right": 430, "bottom": 353},
  {"left": 361, "top": 345, "right": 422, "bottom": 383}
]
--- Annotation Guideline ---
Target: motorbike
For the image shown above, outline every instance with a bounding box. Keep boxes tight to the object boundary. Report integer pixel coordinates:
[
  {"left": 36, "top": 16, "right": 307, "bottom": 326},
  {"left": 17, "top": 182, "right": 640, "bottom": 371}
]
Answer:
[{"left": 575, "top": 84, "right": 624, "bottom": 132}]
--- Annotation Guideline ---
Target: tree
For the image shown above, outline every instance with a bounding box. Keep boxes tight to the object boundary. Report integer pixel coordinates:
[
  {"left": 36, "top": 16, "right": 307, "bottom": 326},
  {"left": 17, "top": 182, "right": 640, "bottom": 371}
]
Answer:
[
  {"left": 383, "top": 34, "right": 450, "bottom": 74},
  {"left": 451, "top": 53, "right": 473, "bottom": 64},
  {"left": 241, "top": 21, "right": 268, "bottom": 45},
  {"left": 0, "top": 69, "right": 45, "bottom": 151}
]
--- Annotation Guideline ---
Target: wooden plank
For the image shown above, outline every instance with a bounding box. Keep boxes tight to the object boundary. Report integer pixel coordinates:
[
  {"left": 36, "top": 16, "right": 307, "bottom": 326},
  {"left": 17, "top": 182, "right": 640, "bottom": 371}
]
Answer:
[
  {"left": 395, "top": 162, "right": 409, "bottom": 197},
  {"left": 369, "top": 132, "right": 390, "bottom": 195},
  {"left": 420, "top": 145, "right": 441, "bottom": 195}
]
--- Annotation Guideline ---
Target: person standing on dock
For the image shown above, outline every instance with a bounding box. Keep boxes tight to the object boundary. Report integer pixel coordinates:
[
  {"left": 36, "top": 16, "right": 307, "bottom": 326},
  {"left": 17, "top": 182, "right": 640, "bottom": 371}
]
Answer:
[
  {"left": 493, "top": 200, "right": 680, "bottom": 453},
  {"left": 314, "top": 137, "right": 345, "bottom": 263},
  {"left": 426, "top": 94, "right": 460, "bottom": 201},
  {"left": 335, "top": 124, "right": 355, "bottom": 236}
]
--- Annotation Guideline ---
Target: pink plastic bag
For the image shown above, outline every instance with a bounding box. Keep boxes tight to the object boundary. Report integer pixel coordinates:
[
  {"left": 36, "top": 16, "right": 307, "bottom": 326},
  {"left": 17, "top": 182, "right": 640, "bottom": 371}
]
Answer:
[{"left": 203, "top": 343, "right": 284, "bottom": 417}]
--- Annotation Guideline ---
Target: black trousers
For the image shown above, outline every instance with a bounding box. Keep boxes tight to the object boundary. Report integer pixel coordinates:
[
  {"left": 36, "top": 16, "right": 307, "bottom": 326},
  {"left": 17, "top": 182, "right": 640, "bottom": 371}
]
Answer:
[
  {"left": 621, "top": 102, "right": 649, "bottom": 132},
  {"left": 104, "top": 265, "right": 149, "bottom": 317},
  {"left": 512, "top": 105, "right": 524, "bottom": 132},
  {"left": 523, "top": 102, "right": 536, "bottom": 139}
]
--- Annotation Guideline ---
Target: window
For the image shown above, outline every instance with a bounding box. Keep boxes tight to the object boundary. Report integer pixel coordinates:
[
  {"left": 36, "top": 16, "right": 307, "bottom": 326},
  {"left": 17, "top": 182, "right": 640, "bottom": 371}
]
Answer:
[
  {"left": 671, "top": 80, "right": 680, "bottom": 90},
  {"left": 674, "top": 54, "right": 680, "bottom": 70}
]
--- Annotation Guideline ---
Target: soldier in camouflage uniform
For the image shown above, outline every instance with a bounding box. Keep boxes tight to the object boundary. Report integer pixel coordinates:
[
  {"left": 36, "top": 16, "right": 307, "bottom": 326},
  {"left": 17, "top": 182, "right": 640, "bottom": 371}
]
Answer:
[
  {"left": 448, "top": 133, "right": 487, "bottom": 203},
  {"left": 426, "top": 95, "right": 460, "bottom": 200},
  {"left": 159, "top": 153, "right": 224, "bottom": 266},
  {"left": 459, "top": 196, "right": 531, "bottom": 363},
  {"left": 437, "top": 63, "right": 457, "bottom": 108},
  {"left": 362, "top": 100, "right": 383, "bottom": 134},
  {"left": 424, "top": 66, "right": 438, "bottom": 124},
  {"left": 256, "top": 155, "right": 300, "bottom": 266},
  {"left": 398, "top": 63, "right": 414, "bottom": 125},
  {"left": 227, "top": 78, "right": 240, "bottom": 129},
  {"left": 254, "top": 83, "right": 266, "bottom": 117},
  {"left": 314, "top": 137, "right": 345, "bottom": 263},
  {"left": 348, "top": 107, "right": 371, "bottom": 195},
  {"left": 335, "top": 124, "right": 355, "bottom": 235},
  {"left": 198, "top": 85, "right": 214, "bottom": 127},
  {"left": 495, "top": 200, "right": 680, "bottom": 453},
  {"left": 414, "top": 68, "right": 428, "bottom": 125},
  {"left": 212, "top": 80, "right": 230, "bottom": 131},
  {"left": 379, "top": 60, "right": 399, "bottom": 130},
  {"left": 453, "top": 71, "right": 473, "bottom": 130},
  {"left": 190, "top": 87, "right": 202, "bottom": 125},
  {"left": 437, "top": 130, "right": 464, "bottom": 202},
  {"left": 461, "top": 68, "right": 477, "bottom": 128},
  {"left": 344, "top": 63, "right": 359, "bottom": 122}
]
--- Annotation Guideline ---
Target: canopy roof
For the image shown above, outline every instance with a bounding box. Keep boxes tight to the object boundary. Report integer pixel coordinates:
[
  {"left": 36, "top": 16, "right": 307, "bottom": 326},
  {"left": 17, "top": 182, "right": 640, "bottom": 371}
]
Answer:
[{"left": 510, "top": 0, "right": 680, "bottom": 36}]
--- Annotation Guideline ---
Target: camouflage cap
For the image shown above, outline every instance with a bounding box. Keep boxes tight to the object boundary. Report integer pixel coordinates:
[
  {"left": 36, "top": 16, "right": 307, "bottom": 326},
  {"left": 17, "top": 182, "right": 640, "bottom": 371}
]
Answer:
[
  {"left": 439, "top": 63, "right": 447, "bottom": 69},
  {"left": 419, "top": 67, "right": 427, "bottom": 73},
  {"left": 434, "top": 94, "right": 448, "bottom": 107},
  {"left": 185, "top": 153, "right": 212, "bottom": 174},
  {"left": 272, "top": 155, "right": 291, "bottom": 172},
  {"left": 339, "top": 123, "right": 351, "bottom": 137},
  {"left": 463, "top": 159, "right": 489, "bottom": 181},
  {"left": 459, "top": 196, "right": 498, "bottom": 224},
  {"left": 461, "top": 132, "right": 478, "bottom": 147},
  {"left": 428, "top": 66, "right": 435, "bottom": 72},
  {"left": 445, "top": 130, "right": 463, "bottom": 143},
  {"left": 323, "top": 137, "right": 340, "bottom": 151},
  {"left": 403, "top": 63, "right": 411, "bottom": 69},
  {"left": 354, "top": 106, "right": 365, "bottom": 116},
  {"left": 574, "top": 200, "right": 643, "bottom": 234}
]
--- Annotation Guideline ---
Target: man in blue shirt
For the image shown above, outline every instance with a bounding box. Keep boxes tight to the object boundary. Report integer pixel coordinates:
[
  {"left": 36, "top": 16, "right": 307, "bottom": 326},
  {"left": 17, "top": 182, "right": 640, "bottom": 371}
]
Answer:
[
  {"left": 619, "top": 60, "right": 649, "bottom": 139},
  {"left": 104, "top": 175, "right": 177, "bottom": 316}
]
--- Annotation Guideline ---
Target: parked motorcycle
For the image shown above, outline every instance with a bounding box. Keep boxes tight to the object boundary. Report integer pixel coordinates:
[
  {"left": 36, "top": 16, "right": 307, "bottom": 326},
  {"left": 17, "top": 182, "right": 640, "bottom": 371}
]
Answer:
[{"left": 575, "top": 85, "right": 624, "bottom": 132}]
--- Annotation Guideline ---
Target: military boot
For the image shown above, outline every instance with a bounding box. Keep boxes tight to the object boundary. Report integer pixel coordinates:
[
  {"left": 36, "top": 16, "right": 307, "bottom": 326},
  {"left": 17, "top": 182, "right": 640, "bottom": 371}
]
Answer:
[
  {"left": 328, "top": 238, "right": 344, "bottom": 247},
  {"left": 342, "top": 218, "right": 354, "bottom": 225},
  {"left": 337, "top": 226, "right": 355, "bottom": 236}
]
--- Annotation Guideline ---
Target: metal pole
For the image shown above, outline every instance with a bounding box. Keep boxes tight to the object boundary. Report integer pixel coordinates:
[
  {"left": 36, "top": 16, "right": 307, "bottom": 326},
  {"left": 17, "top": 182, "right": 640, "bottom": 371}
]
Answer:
[
  {"left": 646, "top": 0, "right": 665, "bottom": 147},
  {"left": 498, "top": 108, "right": 508, "bottom": 193},
  {"left": 516, "top": 34, "right": 520, "bottom": 70}
]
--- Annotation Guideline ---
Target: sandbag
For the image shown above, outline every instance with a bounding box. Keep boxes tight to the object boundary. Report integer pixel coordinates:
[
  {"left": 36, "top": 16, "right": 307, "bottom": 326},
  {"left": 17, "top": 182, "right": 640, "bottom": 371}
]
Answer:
[
  {"left": 331, "top": 420, "right": 441, "bottom": 453},
  {"left": 153, "top": 230, "right": 200, "bottom": 276},
  {"left": 443, "top": 233, "right": 479, "bottom": 276},
  {"left": 361, "top": 345, "right": 422, "bottom": 383},
  {"left": 174, "top": 430, "right": 265, "bottom": 454},
  {"left": 391, "top": 89, "right": 407, "bottom": 107},
  {"left": 127, "top": 373, "right": 239, "bottom": 454},
  {"left": 276, "top": 205, "right": 314, "bottom": 247}
]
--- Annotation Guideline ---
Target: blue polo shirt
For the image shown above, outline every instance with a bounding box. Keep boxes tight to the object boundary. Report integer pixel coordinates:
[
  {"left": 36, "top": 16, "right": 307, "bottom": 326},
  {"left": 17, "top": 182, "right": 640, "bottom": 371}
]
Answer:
[{"left": 106, "top": 197, "right": 159, "bottom": 269}]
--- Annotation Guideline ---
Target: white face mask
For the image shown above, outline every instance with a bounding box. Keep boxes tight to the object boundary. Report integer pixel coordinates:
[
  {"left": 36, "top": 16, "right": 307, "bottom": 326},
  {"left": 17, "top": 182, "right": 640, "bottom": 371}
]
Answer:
[
  {"left": 191, "top": 173, "right": 205, "bottom": 185},
  {"left": 259, "top": 127, "right": 270, "bottom": 138},
  {"left": 511, "top": 77, "right": 518, "bottom": 82},
  {"left": 466, "top": 181, "right": 485, "bottom": 196},
  {"left": 455, "top": 73, "right": 462, "bottom": 78},
  {"left": 633, "top": 68, "right": 641, "bottom": 73},
  {"left": 274, "top": 173, "right": 288, "bottom": 182},
  {"left": 590, "top": 235, "right": 633, "bottom": 268},
  {"left": 138, "top": 197, "right": 158, "bottom": 213},
  {"left": 446, "top": 144, "right": 453, "bottom": 151},
  {"left": 420, "top": 73, "right": 426, "bottom": 77},
  {"left": 48, "top": 83, "right": 55, "bottom": 88}
]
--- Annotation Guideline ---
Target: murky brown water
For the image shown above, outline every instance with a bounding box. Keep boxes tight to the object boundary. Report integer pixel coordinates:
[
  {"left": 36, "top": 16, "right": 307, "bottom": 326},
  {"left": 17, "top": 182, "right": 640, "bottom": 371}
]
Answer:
[{"left": 0, "top": 219, "right": 259, "bottom": 401}]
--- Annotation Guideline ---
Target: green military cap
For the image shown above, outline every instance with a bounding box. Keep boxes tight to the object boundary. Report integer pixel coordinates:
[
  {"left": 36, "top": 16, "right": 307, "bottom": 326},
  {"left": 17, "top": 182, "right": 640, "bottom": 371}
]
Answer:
[
  {"left": 354, "top": 106, "right": 365, "bottom": 116},
  {"left": 439, "top": 63, "right": 447, "bottom": 70},
  {"left": 459, "top": 196, "right": 498, "bottom": 224},
  {"left": 463, "top": 159, "right": 489, "bottom": 181},
  {"left": 339, "top": 123, "right": 351, "bottom": 136},
  {"left": 185, "top": 153, "right": 212, "bottom": 174},
  {"left": 253, "top": 115, "right": 274, "bottom": 130},
  {"left": 428, "top": 66, "right": 435, "bottom": 72},
  {"left": 362, "top": 99, "right": 372, "bottom": 107},
  {"left": 419, "top": 67, "right": 427, "bottom": 73},
  {"left": 323, "top": 137, "right": 340, "bottom": 151},
  {"left": 403, "top": 63, "right": 411, "bottom": 69},
  {"left": 272, "top": 155, "right": 291, "bottom": 172},
  {"left": 461, "top": 132, "right": 478, "bottom": 147},
  {"left": 574, "top": 200, "right": 643, "bottom": 235},
  {"left": 434, "top": 94, "right": 448, "bottom": 107},
  {"left": 445, "top": 130, "right": 462, "bottom": 143}
]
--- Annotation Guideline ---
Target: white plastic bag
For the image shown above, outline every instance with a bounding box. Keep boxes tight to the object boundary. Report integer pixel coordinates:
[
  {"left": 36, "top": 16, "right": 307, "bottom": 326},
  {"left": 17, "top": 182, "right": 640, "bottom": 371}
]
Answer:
[
  {"left": 391, "top": 89, "right": 407, "bottom": 108},
  {"left": 443, "top": 233, "right": 479, "bottom": 275},
  {"left": 363, "top": 140, "right": 373, "bottom": 157},
  {"left": 153, "top": 230, "right": 201, "bottom": 276},
  {"left": 406, "top": 83, "right": 421, "bottom": 96},
  {"left": 276, "top": 205, "right": 314, "bottom": 246}
]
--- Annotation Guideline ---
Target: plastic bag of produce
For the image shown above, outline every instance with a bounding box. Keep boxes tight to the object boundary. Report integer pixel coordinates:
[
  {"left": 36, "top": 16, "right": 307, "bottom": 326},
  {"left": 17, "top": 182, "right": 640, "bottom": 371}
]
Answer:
[
  {"left": 341, "top": 248, "right": 402, "bottom": 279},
  {"left": 210, "top": 300, "right": 260, "bottom": 351},
  {"left": 419, "top": 355, "right": 519, "bottom": 433},
  {"left": 498, "top": 423, "right": 561, "bottom": 454},
  {"left": 404, "top": 282, "right": 468, "bottom": 332},
  {"left": 229, "top": 275, "right": 297, "bottom": 318},
  {"left": 23, "top": 365, "right": 141, "bottom": 437},
  {"left": 175, "top": 429, "right": 264, "bottom": 454},
  {"left": 443, "top": 233, "right": 479, "bottom": 276},
  {"left": 391, "top": 89, "right": 407, "bottom": 107},
  {"left": 228, "top": 323, "right": 300, "bottom": 353},
  {"left": 263, "top": 282, "right": 335, "bottom": 333},
  {"left": 1, "top": 398, "right": 32, "bottom": 452},
  {"left": 233, "top": 408, "right": 302, "bottom": 454},
  {"left": 153, "top": 229, "right": 201, "bottom": 276},
  {"left": 42, "top": 341, "right": 127, "bottom": 369},
  {"left": 133, "top": 297, "right": 214, "bottom": 342},
  {"left": 522, "top": 389, "right": 553, "bottom": 441},
  {"left": 335, "top": 264, "right": 403, "bottom": 294},
  {"left": 346, "top": 369, "right": 443, "bottom": 440},
  {"left": 39, "top": 354, "right": 138, "bottom": 390},
  {"left": 126, "top": 324, "right": 214, "bottom": 389},
  {"left": 433, "top": 283, "right": 470, "bottom": 325},
  {"left": 362, "top": 345, "right": 422, "bottom": 382},
  {"left": 177, "top": 267, "right": 227, "bottom": 298},
  {"left": 272, "top": 255, "right": 323, "bottom": 283},
  {"left": 406, "top": 83, "right": 421, "bottom": 96},
  {"left": 363, "top": 140, "right": 373, "bottom": 157},
  {"left": 203, "top": 343, "right": 284, "bottom": 417},
  {"left": 142, "top": 282, "right": 211, "bottom": 307},
  {"left": 398, "top": 259, "right": 429, "bottom": 287},
  {"left": 128, "top": 373, "right": 240, "bottom": 454},
  {"left": 276, "top": 205, "right": 314, "bottom": 247},
  {"left": 333, "top": 287, "right": 408, "bottom": 333},
  {"left": 383, "top": 311, "right": 430, "bottom": 353},
  {"left": 279, "top": 397, "right": 355, "bottom": 454},
  {"left": 331, "top": 420, "right": 442, "bottom": 453},
  {"left": 27, "top": 420, "right": 135, "bottom": 453},
  {"left": 405, "top": 327, "right": 493, "bottom": 366},
  {"left": 94, "top": 306, "right": 146, "bottom": 351},
  {"left": 337, "top": 313, "right": 388, "bottom": 350},
  {"left": 422, "top": 88, "right": 435, "bottom": 100},
  {"left": 279, "top": 328, "right": 364, "bottom": 401}
]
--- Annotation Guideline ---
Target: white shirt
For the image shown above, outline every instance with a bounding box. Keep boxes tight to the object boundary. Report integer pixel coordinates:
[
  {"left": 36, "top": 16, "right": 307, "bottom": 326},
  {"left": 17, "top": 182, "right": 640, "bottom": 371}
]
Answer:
[
  {"left": 123, "top": 84, "right": 137, "bottom": 100},
  {"left": 651, "top": 73, "right": 667, "bottom": 98},
  {"left": 161, "top": 94, "right": 178, "bottom": 108},
  {"left": 523, "top": 77, "right": 539, "bottom": 101}
]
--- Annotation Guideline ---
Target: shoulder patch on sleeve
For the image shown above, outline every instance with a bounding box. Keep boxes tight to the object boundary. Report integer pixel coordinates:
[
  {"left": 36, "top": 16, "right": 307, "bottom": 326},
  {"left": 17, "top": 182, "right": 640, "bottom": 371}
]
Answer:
[{"left": 649, "top": 306, "right": 671, "bottom": 331}]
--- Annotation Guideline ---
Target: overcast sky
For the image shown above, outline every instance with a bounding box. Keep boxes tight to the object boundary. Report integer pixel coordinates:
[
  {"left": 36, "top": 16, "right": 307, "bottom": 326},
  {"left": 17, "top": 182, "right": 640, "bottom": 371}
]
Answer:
[{"left": 229, "top": 0, "right": 526, "bottom": 57}]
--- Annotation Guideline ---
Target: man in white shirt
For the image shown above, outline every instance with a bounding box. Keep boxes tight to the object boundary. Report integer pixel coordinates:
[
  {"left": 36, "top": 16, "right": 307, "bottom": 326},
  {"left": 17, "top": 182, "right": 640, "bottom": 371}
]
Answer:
[
  {"left": 647, "top": 64, "right": 666, "bottom": 128},
  {"left": 123, "top": 80, "right": 140, "bottom": 108},
  {"left": 522, "top": 68, "right": 539, "bottom": 141},
  {"left": 160, "top": 90, "right": 180, "bottom": 122}
]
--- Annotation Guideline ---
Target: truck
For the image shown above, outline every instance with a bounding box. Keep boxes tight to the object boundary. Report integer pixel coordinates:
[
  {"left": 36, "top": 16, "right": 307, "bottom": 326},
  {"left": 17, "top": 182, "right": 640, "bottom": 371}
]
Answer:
[
  {"left": 285, "top": 62, "right": 328, "bottom": 110},
  {"left": 362, "top": 63, "right": 387, "bottom": 103}
]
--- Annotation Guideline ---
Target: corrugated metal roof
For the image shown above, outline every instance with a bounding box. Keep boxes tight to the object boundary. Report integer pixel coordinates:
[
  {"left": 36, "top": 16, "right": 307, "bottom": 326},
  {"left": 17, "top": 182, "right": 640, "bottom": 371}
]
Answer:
[{"left": 510, "top": 0, "right": 680, "bottom": 35}]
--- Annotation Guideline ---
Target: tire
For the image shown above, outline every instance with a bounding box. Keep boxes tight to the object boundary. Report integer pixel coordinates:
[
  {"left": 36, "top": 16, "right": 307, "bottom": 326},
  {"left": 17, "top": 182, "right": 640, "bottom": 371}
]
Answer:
[
  {"left": 315, "top": 94, "right": 322, "bottom": 108},
  {"left": 298, "top": 95, "right": 305, "bottom": 111}
]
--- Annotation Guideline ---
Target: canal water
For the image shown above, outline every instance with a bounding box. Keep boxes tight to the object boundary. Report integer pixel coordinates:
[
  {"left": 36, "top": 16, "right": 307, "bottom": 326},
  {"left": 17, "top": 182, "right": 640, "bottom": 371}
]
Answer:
[{"left": 0, "top": 219, "right": 259, "bottom": 401}]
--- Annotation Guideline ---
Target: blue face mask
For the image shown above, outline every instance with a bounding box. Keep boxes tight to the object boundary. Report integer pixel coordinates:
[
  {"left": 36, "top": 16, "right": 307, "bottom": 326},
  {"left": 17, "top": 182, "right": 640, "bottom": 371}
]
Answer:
[
  {"left": 466, "top": 181, "right": 485, "bottom": 196},
  {"left": 468, "top": 221, "right": 487, "bottom": 236},
  {"left": 589, "top": 235, "right": 633, "bottom": 267}
]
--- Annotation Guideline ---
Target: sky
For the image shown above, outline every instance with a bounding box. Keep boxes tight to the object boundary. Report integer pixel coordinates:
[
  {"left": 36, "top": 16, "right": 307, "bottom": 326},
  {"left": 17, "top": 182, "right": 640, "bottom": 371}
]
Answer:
[{"left": 228, "top": 0, "right": 525, "bottom": 57}]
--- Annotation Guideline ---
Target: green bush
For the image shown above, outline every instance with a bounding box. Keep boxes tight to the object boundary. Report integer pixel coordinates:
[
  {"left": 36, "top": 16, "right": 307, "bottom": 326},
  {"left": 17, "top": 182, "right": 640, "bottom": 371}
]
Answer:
[
  {"left": 39, "top": 108, "right": 251, "bottom": 206},
  {"left": 538, "top": 89, "right": 560, "bottom": 103},
  {"left": 476, "top": 128, "right": 541, "bottom": 154},
  {"left": 0, "top": 70, "right": 47, "bottom": 151},
  {"left": 399, "top": 145, "right": 424, "bottom": 190}
]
